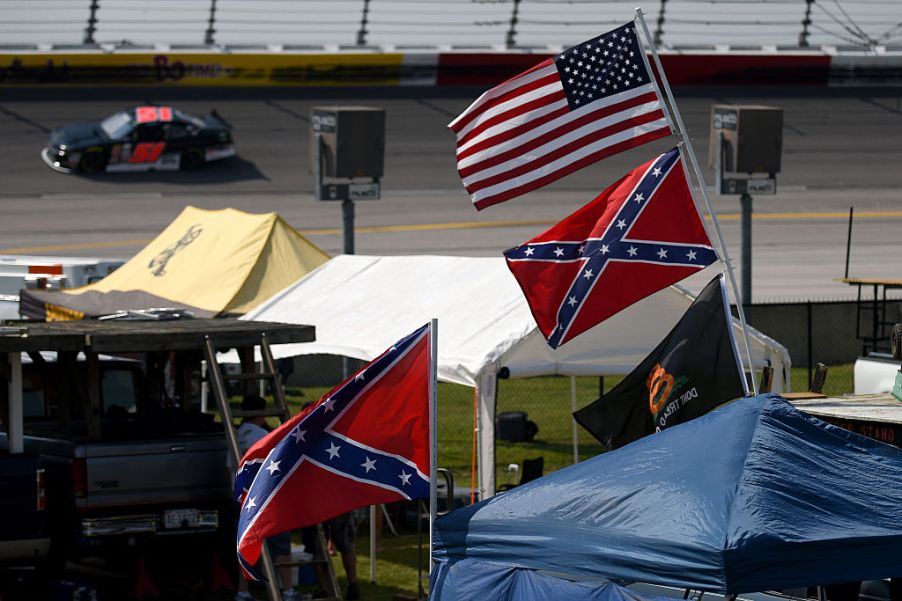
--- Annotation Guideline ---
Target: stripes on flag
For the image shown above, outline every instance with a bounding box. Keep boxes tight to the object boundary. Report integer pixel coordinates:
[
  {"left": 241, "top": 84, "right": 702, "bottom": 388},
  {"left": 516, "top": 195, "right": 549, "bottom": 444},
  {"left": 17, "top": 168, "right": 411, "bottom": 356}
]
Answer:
[{"left": 449, "top": 22, "right": 673, "bottom": 211}]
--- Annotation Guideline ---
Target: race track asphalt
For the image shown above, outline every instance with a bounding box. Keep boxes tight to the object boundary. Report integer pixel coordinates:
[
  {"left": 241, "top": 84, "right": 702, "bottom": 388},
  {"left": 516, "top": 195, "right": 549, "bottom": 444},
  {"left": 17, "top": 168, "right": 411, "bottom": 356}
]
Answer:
[{"left": 1, "top": 87, "right": 900, "bottom": 302}]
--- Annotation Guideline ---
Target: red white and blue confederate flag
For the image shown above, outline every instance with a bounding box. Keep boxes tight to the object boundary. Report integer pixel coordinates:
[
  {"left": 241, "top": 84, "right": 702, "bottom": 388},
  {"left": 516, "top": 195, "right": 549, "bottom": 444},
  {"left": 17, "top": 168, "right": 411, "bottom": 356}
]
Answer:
[
  {"left": 449, "top": 21, "right": 672, "bottom": 210},
  {"left": 504, "top": 147, "right": 717, "bottom": 348},
  {"left": 235, "top": 324, "right": 432, "bottom": 577}
]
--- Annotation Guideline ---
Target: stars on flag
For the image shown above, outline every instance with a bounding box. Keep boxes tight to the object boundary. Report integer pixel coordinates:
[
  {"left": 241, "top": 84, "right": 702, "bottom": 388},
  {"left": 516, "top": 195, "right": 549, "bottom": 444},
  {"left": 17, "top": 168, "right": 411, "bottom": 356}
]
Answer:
[
  {"left": 265, "top": 460, "right": 281, "bottom": 476},
  {"left": 398, "top": 470, "right": 412, "bottom": 486},
  {"left": 326, "top": 442, "right": 341, "bottom": 460},
  {"left": 555, "top": 25, "right": 645, "bottom": 109},
  {"left": 362, "top": 457, "right": 377, "bottom": 473},
  {"left": 291, "top": 427, "right": 306, "bottom": 443}
]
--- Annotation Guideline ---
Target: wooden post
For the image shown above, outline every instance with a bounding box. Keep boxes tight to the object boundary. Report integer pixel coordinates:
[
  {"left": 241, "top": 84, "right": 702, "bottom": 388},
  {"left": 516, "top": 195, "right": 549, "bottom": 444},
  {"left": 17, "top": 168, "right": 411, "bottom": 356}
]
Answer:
[
  {"left": 7, "top": 352, "right": 22, "bottom": 453},
  {"left": 810, "top": 363, "right": 829, "bottom": 394},
  {"left": 86, "top": 350, "right": 102, "bottom": 439},
  {"left": 758, "top": 366, "right": 774, "bottom": 393}
]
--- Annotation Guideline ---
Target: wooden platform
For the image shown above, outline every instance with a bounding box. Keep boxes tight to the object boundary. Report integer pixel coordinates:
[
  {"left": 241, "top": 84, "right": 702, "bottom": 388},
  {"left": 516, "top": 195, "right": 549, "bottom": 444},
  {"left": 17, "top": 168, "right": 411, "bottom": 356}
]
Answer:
[
  {"left": 835, "top": 277, "right": 902, "bottom": 287},
  {"left": 0, "top": 319, "right": 314, "bottom": 353},
  {"left": 788, "top": 392, "right": 902, "bottom": 447}
]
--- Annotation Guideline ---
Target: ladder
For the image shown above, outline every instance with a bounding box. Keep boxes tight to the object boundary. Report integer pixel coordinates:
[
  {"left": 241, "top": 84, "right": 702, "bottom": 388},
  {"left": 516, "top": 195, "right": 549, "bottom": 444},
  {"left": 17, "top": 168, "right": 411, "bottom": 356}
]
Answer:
[{"left": 204, "top": 333, "right": 343, "bottom": 601}]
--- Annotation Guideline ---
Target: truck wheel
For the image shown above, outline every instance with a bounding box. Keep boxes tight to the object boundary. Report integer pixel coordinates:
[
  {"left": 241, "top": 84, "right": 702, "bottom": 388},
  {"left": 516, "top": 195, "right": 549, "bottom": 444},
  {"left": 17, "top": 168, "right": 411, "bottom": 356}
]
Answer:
[
  {"left": 180, "top": 147, "right": 204, "bottom": 170},
  {"left": 79, "top": 149, "right": 107, "bottom": 174}
]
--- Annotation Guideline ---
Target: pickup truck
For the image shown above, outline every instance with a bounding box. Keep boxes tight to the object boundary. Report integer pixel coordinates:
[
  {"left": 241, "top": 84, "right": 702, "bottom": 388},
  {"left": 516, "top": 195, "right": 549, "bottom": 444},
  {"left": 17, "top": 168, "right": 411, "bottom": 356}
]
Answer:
[
  {"left": 3, "top": 356, "right": 232, "bottom": 564},
  {"left": 0, "top": 318, "right": 315, "bottom": 591}
]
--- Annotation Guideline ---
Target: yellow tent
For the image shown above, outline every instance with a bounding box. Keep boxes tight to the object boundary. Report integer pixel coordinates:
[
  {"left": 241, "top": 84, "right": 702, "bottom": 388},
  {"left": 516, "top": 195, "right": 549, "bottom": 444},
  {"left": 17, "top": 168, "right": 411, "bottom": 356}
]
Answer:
[{"left": 21, "top": 206, "right": 329, "bottom": 320}]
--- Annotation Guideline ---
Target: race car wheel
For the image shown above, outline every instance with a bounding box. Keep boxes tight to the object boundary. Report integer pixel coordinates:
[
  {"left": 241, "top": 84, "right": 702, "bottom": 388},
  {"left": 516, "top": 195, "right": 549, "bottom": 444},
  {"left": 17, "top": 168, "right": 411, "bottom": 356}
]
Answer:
[
  {"left": 180, "top": 147, "right": 204, "bottom": 170},
  {"left": 79, "top": 149, "right": 107, "bottom": 174}
]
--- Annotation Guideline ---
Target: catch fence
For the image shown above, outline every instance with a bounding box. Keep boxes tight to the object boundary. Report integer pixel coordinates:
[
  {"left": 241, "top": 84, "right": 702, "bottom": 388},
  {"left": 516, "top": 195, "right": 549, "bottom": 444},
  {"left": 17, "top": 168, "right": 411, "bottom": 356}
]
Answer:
[{"left": 1, "top": 0, "right": 899, "bottom": 50}]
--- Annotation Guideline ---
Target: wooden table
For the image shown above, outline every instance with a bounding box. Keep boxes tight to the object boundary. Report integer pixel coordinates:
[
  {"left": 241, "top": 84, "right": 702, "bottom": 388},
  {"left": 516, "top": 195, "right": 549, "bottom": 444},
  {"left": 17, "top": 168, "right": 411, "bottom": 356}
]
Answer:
[
  {"left": 834, "top": 277, "right": 902, "bottom": 355},
  {"left": 787, "top": 392, "right": 902, "bottom": 447}
]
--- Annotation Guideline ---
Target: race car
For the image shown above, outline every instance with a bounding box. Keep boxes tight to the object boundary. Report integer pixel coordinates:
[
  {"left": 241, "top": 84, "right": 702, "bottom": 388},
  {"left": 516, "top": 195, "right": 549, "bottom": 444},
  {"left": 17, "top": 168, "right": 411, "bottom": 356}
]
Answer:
[{"left": 41, "top": 105, "right": 235, "bottom": 174}]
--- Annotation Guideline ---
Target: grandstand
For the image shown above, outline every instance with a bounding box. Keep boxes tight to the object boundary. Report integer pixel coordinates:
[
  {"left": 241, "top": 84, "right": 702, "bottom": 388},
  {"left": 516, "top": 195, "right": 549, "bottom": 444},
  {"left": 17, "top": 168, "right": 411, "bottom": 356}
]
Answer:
[{"left": 1, "top": 0, "right": 900, "bottom": 52}]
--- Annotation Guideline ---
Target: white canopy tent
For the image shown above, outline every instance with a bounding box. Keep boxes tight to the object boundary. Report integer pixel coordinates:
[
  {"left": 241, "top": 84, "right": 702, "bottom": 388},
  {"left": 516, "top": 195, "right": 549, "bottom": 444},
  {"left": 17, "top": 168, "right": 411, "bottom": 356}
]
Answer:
[{"left": 242, "top": 254, "right": 791, "bottom": 498}]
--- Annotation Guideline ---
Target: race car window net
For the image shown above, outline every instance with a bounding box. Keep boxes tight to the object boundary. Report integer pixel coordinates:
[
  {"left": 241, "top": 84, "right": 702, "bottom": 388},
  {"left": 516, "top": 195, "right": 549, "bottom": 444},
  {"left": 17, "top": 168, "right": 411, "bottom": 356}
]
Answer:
[
  {"left": 175, "top": 110, "right": 205, "bottom": 129},
  {"left": 100, "top": 111, "right": 132, "bottom": 140}
]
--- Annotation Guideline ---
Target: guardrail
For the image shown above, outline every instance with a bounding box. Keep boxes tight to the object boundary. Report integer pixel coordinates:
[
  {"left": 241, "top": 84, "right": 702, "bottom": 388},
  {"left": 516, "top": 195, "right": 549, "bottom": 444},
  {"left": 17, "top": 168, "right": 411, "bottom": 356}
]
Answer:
[{"left": 1, "top": 0, "right": 900, "bottom": 51}]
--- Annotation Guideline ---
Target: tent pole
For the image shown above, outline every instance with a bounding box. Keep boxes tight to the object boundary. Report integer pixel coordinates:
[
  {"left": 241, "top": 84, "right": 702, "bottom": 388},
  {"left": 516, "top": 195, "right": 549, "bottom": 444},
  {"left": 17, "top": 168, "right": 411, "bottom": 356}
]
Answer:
[
  {"left": 570, "top": 376, "right": 579, "bottom": 464},
  {"left": 471, "top": 385, "right": 478, "bottom": 504},
  {"left": 477, "top": 372, "right": 498, "bottom": 499},
  {"left": 635, "top": 8, "right": 757, "bottom": 395}
]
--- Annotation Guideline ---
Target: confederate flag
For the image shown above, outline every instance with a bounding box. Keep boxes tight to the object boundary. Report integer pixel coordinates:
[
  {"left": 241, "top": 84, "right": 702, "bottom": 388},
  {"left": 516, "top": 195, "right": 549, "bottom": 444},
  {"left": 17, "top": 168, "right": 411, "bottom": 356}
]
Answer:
[
  {"left": 504, "top": 147, "right": 716, "bottom": 348},
  {"left": 235, "top": 324, "right": 433, "bottom": 576}
]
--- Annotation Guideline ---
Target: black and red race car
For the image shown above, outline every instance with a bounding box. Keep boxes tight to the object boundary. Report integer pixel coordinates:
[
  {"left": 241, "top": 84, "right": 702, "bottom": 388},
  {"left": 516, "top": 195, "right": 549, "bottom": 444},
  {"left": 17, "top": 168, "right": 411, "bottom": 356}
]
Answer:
[{"left": 41, "top": 105, "right": 235, "bottom": 174}]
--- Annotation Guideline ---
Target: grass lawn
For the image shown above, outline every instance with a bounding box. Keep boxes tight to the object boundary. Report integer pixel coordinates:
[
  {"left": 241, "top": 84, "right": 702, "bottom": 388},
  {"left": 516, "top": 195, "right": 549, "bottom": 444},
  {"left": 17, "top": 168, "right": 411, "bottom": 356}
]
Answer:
[
  {"left": 282, "top": 363, "right": 854, "bottom": 492},
  {"left": 321, "top": 527, "right": 427, "bottom": 601}
]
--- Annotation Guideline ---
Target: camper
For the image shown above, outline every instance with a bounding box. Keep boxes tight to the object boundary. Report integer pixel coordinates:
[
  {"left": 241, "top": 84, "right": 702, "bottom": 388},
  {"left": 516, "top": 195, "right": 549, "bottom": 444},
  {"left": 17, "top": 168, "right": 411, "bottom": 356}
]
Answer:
[{"left": 0, "top": 255, "right": 124, "bottom": 320}]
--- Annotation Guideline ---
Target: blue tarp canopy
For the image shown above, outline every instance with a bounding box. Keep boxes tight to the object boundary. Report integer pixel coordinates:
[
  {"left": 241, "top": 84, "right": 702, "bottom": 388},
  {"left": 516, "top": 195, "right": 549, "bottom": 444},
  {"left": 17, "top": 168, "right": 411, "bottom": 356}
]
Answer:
[
  {"left": 431, "top": 557, "right": 675, "bottom": 601},
  {"left": 432, "top": 394, "right": 902, "bottom": 597}
]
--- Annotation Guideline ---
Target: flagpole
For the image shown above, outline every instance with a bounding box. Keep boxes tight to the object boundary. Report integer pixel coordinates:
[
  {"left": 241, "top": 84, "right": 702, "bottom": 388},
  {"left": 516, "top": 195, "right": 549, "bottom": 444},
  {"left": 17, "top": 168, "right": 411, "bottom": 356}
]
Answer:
[
  {"left": 428, "top": 318, "right": 438, "bottom": 576},
  {"left": 634, "top": 7, "right": 757, "bottom": 395},
  {"left": 369, "top": 504, "right": 377, "bottom": 583}
]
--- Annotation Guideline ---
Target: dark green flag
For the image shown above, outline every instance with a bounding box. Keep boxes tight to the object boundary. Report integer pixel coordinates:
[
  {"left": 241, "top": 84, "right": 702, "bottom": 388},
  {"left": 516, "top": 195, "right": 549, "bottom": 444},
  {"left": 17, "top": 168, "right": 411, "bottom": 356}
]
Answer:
[{"left": 574, "top": 275, "right": 747, "bottom": 450}]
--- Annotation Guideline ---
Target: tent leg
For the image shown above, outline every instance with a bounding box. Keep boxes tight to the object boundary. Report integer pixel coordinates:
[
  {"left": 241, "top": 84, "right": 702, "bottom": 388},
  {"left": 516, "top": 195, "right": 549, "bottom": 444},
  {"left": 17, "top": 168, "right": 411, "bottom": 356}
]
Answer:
[{"left": 477, "top": 372, "right": 498, "bottom": 499}]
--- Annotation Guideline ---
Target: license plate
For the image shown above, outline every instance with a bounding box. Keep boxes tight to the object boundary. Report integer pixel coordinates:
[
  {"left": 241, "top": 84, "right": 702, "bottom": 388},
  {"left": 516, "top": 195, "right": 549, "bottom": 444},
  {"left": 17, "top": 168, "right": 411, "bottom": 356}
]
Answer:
[{"left": 163, "top": 508, "right": 199, "bottom": 529}]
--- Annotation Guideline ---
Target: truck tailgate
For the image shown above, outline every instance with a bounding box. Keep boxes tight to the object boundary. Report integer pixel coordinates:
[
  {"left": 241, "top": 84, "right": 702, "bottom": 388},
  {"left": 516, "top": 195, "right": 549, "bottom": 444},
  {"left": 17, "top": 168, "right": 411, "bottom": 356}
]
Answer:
[{"left": 80, "top": 434, "right": 231, "bottom": 511}]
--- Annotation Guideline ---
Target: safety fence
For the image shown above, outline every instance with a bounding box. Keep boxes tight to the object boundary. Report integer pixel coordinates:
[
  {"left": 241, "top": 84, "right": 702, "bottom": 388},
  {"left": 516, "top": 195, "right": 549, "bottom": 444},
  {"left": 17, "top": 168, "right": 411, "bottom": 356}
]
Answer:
[
  {"left": 1, "top": 0, "right": 900, "bottom": 51},
  {"left": 284, "top": 297, "right": 887, "bottom": 491}
]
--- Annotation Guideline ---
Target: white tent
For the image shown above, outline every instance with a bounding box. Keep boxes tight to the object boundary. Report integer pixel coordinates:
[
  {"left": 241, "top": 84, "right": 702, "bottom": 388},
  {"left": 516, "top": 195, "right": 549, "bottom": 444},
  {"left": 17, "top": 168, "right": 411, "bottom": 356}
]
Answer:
[{"left": 243, "top": 254, "right": 791, "bottom": 498}]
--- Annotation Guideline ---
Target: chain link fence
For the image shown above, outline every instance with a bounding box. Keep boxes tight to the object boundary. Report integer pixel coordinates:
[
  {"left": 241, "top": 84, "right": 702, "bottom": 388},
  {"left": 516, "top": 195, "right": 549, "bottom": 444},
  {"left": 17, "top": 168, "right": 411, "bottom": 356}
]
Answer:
[{"left": 278, "top": 297, "right": 894, "bottom": 492}]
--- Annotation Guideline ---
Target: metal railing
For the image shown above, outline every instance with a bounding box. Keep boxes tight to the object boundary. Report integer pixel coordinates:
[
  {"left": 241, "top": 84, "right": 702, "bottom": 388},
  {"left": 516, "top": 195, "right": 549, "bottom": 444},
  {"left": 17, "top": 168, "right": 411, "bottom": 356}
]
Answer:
[{"left": 0, "top": 0, "right": 900, "bottom": 50}]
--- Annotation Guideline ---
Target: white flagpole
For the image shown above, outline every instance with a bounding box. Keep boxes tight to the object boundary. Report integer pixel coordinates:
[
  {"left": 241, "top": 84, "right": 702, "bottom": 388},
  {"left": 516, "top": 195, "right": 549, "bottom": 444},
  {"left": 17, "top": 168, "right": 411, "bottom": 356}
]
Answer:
[
  {"left": 369, "top": 504, "right": 377, "bottom": 583},
  {"left": 634, "top": 7, "right": 758, "bottom": 395},
  {"left": 717, "top": 273, "right": 749, "bottom": 387},
  {"left": 428, "top": 318, "right": 438, "bottom": 575}
]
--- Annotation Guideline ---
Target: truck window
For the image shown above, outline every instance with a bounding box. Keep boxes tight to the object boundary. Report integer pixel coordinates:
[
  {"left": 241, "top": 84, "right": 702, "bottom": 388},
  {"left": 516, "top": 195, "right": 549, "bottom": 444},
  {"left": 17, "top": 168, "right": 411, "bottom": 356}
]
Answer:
[
  {"left": 23, "top": 372, "right": 46, "bottom": 419},
  {"left": 102, "top": 367, "right": 138, "bottom": 416}
]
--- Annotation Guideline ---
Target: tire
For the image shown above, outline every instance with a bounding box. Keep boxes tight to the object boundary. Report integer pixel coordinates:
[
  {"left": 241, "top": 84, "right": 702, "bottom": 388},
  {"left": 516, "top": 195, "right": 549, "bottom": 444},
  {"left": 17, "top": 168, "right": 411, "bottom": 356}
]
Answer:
[
  {"left": 180, "top": 147, "right": 204, "bottom": 170},
  {"left": 79, "top": 149, "right": 107, "bottom": 174}
]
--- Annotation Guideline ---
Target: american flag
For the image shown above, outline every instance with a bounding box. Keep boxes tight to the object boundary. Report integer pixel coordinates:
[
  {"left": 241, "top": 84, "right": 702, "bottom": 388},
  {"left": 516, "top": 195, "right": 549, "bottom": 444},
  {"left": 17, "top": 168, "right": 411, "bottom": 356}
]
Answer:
[
  {"left": 235, "top": 324, "right": 432, "bottom": 576},
  {"left": 450, "top": 22, "right": 672, "bottom": 211},
  {"left": 504, "top": 147, "right": 716, "bottom": 348}
]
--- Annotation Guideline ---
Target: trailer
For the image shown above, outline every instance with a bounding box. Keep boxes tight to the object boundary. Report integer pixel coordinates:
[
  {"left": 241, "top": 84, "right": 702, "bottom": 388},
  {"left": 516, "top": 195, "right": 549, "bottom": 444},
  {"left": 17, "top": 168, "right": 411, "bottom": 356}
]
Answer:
[{"left": 0, "top": 255, "right": 124, "bottom": 320}]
